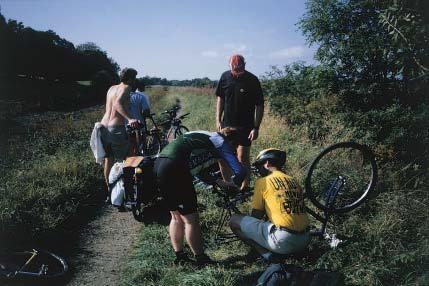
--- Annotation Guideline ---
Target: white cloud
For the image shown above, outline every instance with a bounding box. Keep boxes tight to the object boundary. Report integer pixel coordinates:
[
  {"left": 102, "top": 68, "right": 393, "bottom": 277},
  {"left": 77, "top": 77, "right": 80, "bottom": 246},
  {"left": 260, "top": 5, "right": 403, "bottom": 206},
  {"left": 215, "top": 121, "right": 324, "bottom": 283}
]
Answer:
[
  {"left": 201, "top": 50, "right": 218, "bottom": 58},
  {"left": 269, "top": 46, "right": 305, "bottom": 59}
]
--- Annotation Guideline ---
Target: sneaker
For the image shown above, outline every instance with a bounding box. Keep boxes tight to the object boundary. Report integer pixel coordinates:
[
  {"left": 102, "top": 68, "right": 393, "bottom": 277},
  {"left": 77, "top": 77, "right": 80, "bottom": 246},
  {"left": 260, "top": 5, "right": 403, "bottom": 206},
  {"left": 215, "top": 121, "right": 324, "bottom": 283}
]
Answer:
[
  {"left": 195, "top": 253, "right": 216, "bottom": 268},
  {"left": 243, "top": 249, "right": 261, "bottom": 263},
  {"left": 173, "top": 253, "right": 194, "bottom": 266}
]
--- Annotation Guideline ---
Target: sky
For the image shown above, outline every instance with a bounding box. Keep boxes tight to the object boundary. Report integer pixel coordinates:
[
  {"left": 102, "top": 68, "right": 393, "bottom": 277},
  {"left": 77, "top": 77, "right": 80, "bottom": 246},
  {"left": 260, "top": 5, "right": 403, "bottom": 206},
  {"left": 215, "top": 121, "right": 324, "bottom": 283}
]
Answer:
[{"left": 1, "top": 0, "right": 317, "bottom": 80}]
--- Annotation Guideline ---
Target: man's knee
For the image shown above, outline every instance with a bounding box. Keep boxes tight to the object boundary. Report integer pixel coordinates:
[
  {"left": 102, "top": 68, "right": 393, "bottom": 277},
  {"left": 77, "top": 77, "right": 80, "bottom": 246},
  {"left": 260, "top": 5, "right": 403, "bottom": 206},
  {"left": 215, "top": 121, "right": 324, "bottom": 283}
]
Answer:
[
  {"left": 170, "top": 211, "right": 185, "bottom": 225},
  {"left": 237, "top": 146, "right": 251, "bottom": 164},
  {"left": 181, "top": 212, "right": 199, "bottom": 225}
]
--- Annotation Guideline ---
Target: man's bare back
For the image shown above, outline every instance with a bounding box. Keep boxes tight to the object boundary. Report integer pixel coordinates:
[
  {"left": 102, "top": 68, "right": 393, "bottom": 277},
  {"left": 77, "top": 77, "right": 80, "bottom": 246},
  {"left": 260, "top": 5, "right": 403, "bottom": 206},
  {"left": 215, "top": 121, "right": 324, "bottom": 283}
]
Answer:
[{"left": 101, "top": 83, "right": 138, "bottom": 127}]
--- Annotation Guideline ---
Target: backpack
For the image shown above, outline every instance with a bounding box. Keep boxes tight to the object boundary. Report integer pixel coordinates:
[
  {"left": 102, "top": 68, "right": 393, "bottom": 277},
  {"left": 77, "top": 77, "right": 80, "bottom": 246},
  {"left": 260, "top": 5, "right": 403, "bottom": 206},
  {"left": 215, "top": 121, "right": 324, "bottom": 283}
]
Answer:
[
  {"left": 256, "top": 264, "right": 344, "bottom": 286},
  {"left": 297, "top": 270, "right": 344, "bottom": 286},
  {"left": 256, "top": 264, "right": 302, "bottom": 286}
]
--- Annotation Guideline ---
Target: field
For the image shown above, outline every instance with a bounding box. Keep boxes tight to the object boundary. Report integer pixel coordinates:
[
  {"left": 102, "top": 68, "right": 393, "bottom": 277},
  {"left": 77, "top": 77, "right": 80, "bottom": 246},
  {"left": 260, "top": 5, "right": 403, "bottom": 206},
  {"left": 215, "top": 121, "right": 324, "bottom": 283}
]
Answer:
[{"left": 1, "top": 87, "right": 427, "bottom": 285}]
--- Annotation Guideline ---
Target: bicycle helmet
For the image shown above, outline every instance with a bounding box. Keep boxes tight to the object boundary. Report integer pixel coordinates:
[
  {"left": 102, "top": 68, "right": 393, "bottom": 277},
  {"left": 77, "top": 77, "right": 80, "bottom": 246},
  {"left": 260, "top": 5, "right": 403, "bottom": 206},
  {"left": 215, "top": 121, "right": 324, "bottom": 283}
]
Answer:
[{"left": 254, "top": 148, "right": 286, "bottom": 167}]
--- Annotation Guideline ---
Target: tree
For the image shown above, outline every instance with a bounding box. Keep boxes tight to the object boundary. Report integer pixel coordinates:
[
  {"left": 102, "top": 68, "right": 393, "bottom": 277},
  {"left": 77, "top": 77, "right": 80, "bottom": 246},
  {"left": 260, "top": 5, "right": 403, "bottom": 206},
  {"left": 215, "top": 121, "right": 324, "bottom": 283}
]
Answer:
[
  {"left": 76, "top": 42, "right": 119, "bottom": 80},
  {"left": 298, "top": 0, "right": 429, "bottom": 156}
]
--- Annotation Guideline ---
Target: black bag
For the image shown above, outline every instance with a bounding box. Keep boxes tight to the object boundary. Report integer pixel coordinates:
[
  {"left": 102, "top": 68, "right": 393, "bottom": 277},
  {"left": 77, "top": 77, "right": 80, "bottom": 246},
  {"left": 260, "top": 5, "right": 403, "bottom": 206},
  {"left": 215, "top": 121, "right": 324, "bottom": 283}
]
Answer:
[
  {"left": 256, "top": 264, "right": 302, "bottom": 286},
  {"left": 297, "top": 269, "right": 344, "bottom": 286},
  {"left": 256, "top": 264, "right": 344, "bottom": 286}
]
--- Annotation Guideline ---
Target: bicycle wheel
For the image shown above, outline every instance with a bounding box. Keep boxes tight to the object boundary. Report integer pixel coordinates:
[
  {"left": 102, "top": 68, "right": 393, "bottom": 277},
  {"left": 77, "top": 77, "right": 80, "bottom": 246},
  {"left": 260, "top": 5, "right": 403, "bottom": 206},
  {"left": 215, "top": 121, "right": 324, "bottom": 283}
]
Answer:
[
  {"left": 140, "top": 133, "right": 162, "bottom": 156},
  {"left": 305, "top": 142, "right": 377, "bottom": 213},
  {"left": 131, "top": 188, "right": 144, "bottom": 222},
  {"left": 174, "top": 125, "right": 189, "bottom": 138},
  {"left": 0, "top": 249, "right": 68, "bottom": 280}
]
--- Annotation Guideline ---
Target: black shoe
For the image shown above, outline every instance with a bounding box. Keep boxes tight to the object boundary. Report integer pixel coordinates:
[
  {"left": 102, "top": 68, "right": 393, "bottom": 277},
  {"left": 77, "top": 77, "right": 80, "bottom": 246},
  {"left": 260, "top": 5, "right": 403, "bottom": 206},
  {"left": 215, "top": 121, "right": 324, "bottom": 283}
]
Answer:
[
  {"left": 117, "top": 205, "right": 126, "bottom": 212},
  {"left": 243, "top": 249, "right": 262, "bottom": 263},
  {"left": 173, "top": 252, "right": 194, "bottom": 266},
  {"left": 195, "top": 253, "right": 216, "bottom": 268}
]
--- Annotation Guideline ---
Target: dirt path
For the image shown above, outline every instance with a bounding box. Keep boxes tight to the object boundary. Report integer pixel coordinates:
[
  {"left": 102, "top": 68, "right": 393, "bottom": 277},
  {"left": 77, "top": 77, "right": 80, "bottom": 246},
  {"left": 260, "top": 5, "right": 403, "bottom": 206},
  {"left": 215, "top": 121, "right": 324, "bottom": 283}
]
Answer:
[
  {"left": 65, "top": 96, "right": 184, "bottom": 285},
  {"left": 66, "top": 206, "right": 141, "bottom": 286}
]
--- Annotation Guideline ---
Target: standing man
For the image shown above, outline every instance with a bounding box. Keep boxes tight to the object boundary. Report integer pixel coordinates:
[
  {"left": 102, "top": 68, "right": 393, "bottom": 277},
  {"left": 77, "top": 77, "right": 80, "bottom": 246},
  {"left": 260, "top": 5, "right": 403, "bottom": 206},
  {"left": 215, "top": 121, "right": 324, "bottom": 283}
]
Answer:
[
  {"left": 215, "top": 54, "right": 264, "bottom": 189},
  {"left": 127, "top": 79, "right": 151, "bottom": 156},
  {"left": 129, "top": 79, "right": 150, "bottom": 122},
  {"left": 100, "top": 68, "right": 139, "bottom": 200},
  {"left": 229, "top": 148, "right": 310, "bottom": 259}
]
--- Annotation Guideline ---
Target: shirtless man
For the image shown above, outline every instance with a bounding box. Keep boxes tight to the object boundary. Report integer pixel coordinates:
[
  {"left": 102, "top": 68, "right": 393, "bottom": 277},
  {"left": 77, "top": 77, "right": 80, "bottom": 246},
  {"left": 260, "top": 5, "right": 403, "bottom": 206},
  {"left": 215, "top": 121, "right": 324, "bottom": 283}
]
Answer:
[{"left": 100, "top": 68, "right": 139, "bottom": 198}]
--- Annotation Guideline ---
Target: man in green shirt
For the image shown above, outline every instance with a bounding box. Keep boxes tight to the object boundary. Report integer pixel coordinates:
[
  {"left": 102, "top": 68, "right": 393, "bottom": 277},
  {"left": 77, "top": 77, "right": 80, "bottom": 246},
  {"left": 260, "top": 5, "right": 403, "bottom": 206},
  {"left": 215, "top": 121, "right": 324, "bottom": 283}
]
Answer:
[{"left": 154, "top": 128, "right": 246, "bottom": 267}]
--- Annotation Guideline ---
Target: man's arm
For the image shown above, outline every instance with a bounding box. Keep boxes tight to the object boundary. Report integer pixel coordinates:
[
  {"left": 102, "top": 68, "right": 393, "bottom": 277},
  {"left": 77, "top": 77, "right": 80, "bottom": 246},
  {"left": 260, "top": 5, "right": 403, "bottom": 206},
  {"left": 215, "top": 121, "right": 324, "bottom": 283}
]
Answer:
[
  {"left": 216, "top": 96, "right": 224, "bottom": 131},
  {"left": 248, "top": 104, "right": 264, "bottom": 141}
]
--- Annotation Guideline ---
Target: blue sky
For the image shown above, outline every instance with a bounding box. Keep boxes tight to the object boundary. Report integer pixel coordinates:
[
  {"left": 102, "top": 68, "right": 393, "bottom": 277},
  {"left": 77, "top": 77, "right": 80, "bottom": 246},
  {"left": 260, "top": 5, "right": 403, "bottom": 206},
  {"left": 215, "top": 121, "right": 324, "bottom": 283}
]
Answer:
[{"left": 1, "top": 0, "right": 317, "bottom": 80}]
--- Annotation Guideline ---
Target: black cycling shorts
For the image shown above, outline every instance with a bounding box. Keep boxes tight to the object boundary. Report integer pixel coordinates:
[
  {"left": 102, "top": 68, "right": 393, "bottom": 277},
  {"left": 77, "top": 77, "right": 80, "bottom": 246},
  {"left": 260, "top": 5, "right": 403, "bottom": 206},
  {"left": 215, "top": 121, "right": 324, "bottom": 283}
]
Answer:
[
  {"left": 221, "top": 124, "right": 253, "bottom": 147},
  {"left": 236, "top": 127, "right": 253, "bottom": 147},
  {"left": 153, "top": 157, "right": 197, "bottom": 215}
]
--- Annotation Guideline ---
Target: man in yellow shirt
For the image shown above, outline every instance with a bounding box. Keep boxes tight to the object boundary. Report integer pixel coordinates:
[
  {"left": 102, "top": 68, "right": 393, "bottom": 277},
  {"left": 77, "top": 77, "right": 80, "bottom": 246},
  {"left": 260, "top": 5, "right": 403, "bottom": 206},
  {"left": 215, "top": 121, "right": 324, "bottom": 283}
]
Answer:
[{"left": 229, "top": 148, "right": 310, "bottom": 257}]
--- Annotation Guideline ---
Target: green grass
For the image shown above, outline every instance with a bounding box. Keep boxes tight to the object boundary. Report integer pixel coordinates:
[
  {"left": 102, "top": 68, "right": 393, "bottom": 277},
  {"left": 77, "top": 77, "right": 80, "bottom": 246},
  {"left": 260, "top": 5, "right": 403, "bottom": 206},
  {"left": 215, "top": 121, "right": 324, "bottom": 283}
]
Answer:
[
  {"left": 0, "top": 108, "right": 104, "bottom": 241},
  {"left": 121, "top": 87, "right": 428, "bottom": 286},
  {"left": 0, "top": 87, "right": 174, "bottom": 243}
]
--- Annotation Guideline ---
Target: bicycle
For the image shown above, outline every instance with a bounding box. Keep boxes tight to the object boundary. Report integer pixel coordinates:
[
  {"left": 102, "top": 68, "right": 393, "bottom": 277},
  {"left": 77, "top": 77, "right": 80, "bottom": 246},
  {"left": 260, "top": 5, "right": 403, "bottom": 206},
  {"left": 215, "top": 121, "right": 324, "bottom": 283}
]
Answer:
[
  {"left": 159, "top": 107, "right": 190, "bottom": 141},
  {"left": 122, "top": 155, "right": 158, "bottom": 222},
  {"left": 0, "top": 248, "right": 68, "bottom": 281},
  {"left": 126, "top": 115, "right": 163, "bottom": 157}
]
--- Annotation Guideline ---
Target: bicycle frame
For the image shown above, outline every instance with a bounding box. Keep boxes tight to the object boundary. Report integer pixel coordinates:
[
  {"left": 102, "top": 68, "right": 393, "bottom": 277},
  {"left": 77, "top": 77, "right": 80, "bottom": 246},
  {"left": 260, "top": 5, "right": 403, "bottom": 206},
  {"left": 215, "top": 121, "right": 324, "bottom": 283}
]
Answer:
[
  {"left": 306, "top": 176, "right": 346, "bottom": 238},
  {"left": 163, "top": 113, "right": 189, "bottom": 141},
  {"left": 1, "top": 249, "right": 68, "bottom": 279},
  {"left": 11, "top": 249, "right": 40, "bottom": 278}
]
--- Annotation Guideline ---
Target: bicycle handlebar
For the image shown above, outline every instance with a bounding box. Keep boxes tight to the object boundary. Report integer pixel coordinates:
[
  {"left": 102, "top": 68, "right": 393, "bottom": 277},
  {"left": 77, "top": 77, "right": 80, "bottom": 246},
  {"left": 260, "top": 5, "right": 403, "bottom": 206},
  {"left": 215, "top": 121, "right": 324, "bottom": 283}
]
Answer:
[
  {"left": 125, "top": 121, "right": 145, "bottom": 133},
  {"left": 179, "top": 113, "right": 190, "bottom": 119}
]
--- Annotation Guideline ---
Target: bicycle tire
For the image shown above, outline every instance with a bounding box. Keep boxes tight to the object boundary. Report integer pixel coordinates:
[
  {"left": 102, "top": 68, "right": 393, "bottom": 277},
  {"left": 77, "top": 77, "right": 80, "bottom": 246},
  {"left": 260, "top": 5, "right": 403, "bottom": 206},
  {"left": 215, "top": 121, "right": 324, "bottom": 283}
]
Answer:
[
  {"left": 174, "top": 125, "right": 189, "bottom": 138},
  {"left": 0, "top": 249, "right": 68, "bottom": 280},
  {"left": 305, "top": 142, "right": 377, "bottom": 213},
  {"left": 141, "top": 133, "right": 162, "bottom": 157},
  {"left": 127, "top": 173, "right": 144, "bottom": 222},
  {"left": 131, "top": 198, "right": 144, "bottom": 222}
]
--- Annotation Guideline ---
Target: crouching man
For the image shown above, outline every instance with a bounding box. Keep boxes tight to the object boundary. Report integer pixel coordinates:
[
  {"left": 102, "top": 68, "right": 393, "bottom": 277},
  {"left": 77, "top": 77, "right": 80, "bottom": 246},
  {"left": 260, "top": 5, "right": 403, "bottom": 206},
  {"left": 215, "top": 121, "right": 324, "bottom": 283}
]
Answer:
[{"left": 229, "top": 148, "right": 310, "bottom": 259}]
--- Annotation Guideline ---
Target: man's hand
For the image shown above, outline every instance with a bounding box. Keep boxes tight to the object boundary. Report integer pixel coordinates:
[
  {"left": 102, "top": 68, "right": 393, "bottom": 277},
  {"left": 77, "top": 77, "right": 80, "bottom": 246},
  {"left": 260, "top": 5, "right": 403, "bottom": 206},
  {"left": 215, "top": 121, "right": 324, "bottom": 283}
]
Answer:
[
  {"left": 248, "top": 128, "right": 259, "bottom": 141},
  {"left": 216, "top": 121, "right": 222, "bottom": 131},
  {"left": 128, "top": 119, "right": 139, "bottom": 128}
]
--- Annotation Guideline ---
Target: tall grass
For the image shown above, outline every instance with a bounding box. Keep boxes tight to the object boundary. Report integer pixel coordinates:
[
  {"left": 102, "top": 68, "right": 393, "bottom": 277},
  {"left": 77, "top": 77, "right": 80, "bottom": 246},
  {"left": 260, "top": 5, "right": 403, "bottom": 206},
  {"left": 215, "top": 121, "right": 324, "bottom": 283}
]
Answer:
[
  {"left": 0, "top": 108, "right": 104, "bottom": 243},
  {"left": 121, "top": 87, "right": 428, "bottom": 286}
]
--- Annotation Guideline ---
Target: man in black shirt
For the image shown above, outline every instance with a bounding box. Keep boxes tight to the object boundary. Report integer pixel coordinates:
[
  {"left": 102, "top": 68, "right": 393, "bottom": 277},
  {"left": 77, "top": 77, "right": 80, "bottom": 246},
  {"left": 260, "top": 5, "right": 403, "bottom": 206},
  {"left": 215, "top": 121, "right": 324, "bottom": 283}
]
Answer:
[{"left": 215, "top": 54, "right": 264, "bottom": 189}]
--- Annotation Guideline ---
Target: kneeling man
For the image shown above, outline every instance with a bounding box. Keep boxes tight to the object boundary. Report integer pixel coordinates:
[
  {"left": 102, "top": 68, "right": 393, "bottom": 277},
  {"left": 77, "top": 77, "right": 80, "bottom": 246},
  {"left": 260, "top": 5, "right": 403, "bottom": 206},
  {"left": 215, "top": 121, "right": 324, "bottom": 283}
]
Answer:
[{"left": 230, "top": 148, "right": 310, "bottom": 258}]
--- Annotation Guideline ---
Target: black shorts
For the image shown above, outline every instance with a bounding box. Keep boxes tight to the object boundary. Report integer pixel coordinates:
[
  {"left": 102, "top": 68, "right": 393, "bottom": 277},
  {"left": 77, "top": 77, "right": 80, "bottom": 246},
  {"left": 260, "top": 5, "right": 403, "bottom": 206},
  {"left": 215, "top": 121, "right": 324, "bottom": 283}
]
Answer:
[
  {"left": 232, "top": 127, "right": 252, "bottom": 147},
  {"left": 153, "top": 157, "right": 197, "bottom": 215},
  {"left": 221, "top": 124, "right": 253, "bottom": 147}
]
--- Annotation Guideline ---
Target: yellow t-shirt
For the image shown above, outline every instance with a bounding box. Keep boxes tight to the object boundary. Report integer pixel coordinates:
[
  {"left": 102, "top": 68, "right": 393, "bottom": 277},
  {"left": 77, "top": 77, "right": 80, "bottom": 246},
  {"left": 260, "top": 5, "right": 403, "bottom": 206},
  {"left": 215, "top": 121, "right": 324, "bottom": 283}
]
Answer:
[{"left": 252, "top": 170, "right": 309, "bottom": 232}]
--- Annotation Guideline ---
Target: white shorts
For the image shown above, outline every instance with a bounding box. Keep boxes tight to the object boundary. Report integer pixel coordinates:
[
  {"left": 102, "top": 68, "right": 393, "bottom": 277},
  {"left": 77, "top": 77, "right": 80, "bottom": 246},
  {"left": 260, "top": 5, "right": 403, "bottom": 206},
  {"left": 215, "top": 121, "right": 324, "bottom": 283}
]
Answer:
[{"left": 239, "top": 216, "right": 311, "bottom": 254}]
